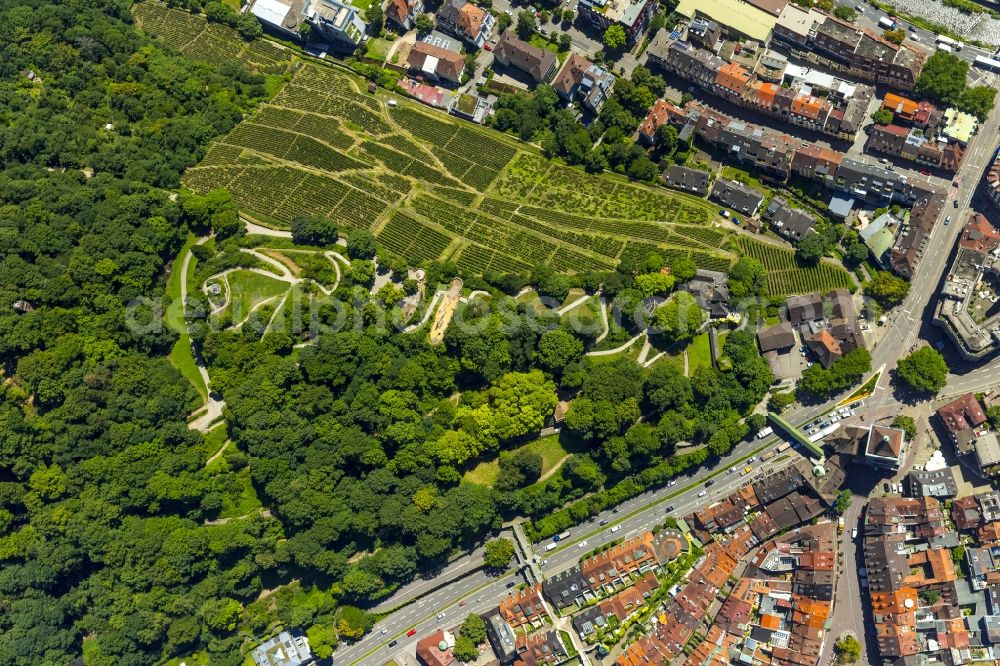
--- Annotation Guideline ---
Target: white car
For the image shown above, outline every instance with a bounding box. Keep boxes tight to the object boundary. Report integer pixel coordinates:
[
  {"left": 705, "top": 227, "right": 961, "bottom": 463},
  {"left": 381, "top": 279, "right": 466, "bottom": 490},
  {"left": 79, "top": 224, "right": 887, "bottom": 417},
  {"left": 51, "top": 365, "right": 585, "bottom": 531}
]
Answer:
[
  {"left": 728, "top": 466, "right": 737, "bottom": 474},
  {"left": 830, "top": 415, "right": 841, "bottom": 423},
  {"left": 748, "top": 456, "right": 757, "bottom": 463},
  {"left": 610, "top": 524, "right": 622, "bottom": 533},
  {"left": 838, "top": 407, "right": 850, "bottom": 416},
  {"left": 669, "top": 480, "right": 677, "bottom": 487},
  {"left": 577, "top": 540, "right": 589, "bottom": 549},
  {"left": 698, "top": 490, "right": 707, "bottom": 497},
  {"left": 851, "top": 528, "right": 858, "bottom": 538}
]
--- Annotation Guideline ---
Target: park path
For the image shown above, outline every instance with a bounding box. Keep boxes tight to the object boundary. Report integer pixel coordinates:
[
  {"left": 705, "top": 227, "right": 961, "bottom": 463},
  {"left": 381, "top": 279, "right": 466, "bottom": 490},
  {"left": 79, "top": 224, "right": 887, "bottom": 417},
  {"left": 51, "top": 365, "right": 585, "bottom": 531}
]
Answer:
[
  {"left": 586, "top": 332, "right": 645, "bottom": 357},
  {"left": 244, "top": 219, "right": 292, "bottom": 237},
  {"left": 180, "top": 236, "right": 226, "bottom": 433},
  {"left": 204, "top": 439, "right": 231, "bottom": 468}
]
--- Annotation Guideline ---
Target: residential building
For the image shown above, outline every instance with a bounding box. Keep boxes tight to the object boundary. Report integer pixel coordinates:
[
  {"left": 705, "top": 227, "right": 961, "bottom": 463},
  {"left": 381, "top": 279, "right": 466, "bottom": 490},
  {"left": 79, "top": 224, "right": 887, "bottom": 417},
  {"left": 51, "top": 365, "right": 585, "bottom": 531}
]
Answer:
[
  {"left": 882, "top": 93, "right": 934, "bottom": 128},
  {"left": 757, "top": 322, "right": 796, "bottom": 353},
  {"left": 765, "top": 197, "right": 815, "bottom": 241},
  {"left": 307, "top": 0, "right": 367, "bottom": 47},
  {"left": 252, "top": 632, "right": 313, "bottom": 666},
  {"left": 658, "top": 40, "right": 728, "bottom": 92},
  {"left": 812, "top": 15, "right": 924, "bottom": 91},
  {"left": 577, "top": 0, "right": 657, "bottom": 42},
  {"left": 805, "top": 329, "right": 842, "bottom": 368},
  {"left": 936, "top": 393, "right": 988, "bottom": 448},
  {"left": 638, "top": 98, "right": 686, "bottom": 145},
  {"left": 785, "top": 292, "right": 824, "bottom": 325},
  {"left": 483, "top": 610, "right": 518, "bottom": 663},
  {"left": 493, "top": 29, "right": 557, "bottom": 83},
  {"left": 417, "top": 630, "right": 456, "bottom": 666},
  {"left": 934, "top": 214, "right": 1000, "bottom": 361},
  {"left": 710, "top": 178, "right": 764, "bottom": 216},
  {"left": 551, "top": 53, "right": 615, "bottom": 112},
  {"left": 662, "top": 165, "right": 709, "bottom": 196},
  {"left": 499, "top": 583, "right": 548, "bottom": 629},
  {"left": 791, "top": 144, "right": 842, "bottom": 181},
  {"left": 683, "top": 269, "right": 731, "bottom": 318},
  {"left": 542, "top": 567, "right": 588, "bottom": 609},
  {"left": 249, "top": 0, "right": 307, "bottom": 38},
  {"left": 406, "top": 41, "right": 466, "bottom": 83},
  {"left": 436, "top": 0, "right": 494, "bottom": 47},
  {"left": 514, "top": 631, "right": 566, "bottom": 666},
  {"left": 907, "top": 468, "right": 958, "bottom": 498},
  {"left": 385, "top": 0, "right": 422, "bottom": 31},
  {"left": 772, "top": 2, "right": 823, "bottom": 47},
  {"left": 715, "top": 61, "right": 752, "bottom": 100},
  {"left": 859, "top": 211, "right": 900, "bottom": 267},
  {"left": 687, "top": 17, "right": 721, "bottom": 50},
  {"left": 987, "top": 145, "right": 1000, "bottom": 212}
]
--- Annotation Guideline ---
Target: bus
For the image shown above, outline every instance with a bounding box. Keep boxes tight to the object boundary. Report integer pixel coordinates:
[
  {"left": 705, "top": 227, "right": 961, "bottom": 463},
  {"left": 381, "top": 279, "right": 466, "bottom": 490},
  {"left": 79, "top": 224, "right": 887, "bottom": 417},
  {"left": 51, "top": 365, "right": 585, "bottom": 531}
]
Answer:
[{"left": 975, "top": 55, "right": 1000, "bottom": 73}]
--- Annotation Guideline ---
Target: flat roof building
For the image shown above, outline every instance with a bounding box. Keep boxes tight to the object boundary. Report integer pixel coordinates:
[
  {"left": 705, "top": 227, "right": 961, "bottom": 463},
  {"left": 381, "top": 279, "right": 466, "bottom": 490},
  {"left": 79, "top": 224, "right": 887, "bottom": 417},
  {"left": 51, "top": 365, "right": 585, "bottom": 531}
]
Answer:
[{"left": 675, "top": 0, "right": 777, "bottom": 42}]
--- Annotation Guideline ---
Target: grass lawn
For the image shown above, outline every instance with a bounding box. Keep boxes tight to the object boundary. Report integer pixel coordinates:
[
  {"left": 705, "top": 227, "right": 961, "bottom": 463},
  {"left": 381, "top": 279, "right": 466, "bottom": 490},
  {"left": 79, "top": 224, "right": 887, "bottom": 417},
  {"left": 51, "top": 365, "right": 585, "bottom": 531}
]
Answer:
[
  {"left": 687, "top": 332, "right": 713, "bottom": 372},
  {"left": 166, "top": 234, "right": 209, "bottom": 401},
  {"left": 217, "top": 468, "right": 263, "bottom": 519},
  {"left": 588, "top": 340, "right": 643, "bottom": 364},
  {"left": 530, "top": 34, "right": 568, "bottom": 63},
  {"left": 201, "top": 424, "right": 230, "bottom": 463},
  {"left": 560, "top": 295, "right": 603, "bottom": 332},
  {"left": 721, "top": 166, "right": 768, "bottom": 194},
  {"left": 224, "top": 270, "right": 290, "bottom": 324},
  {"left": 366, "top": 37, "right": 393, "bottom": 62},
  {"left": 463, "top": 435, "right": 569, "bottom": 486}
]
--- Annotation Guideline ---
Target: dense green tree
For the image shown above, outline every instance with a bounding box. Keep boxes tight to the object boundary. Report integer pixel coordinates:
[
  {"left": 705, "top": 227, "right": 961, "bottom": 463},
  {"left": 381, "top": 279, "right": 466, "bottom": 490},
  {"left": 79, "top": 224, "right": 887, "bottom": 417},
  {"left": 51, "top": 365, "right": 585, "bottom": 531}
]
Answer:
[
  {"left": 727, "top": 257, "right": 765, "bottom": 298},
  {"left": 346, "top": 230, "right": 378, "bottom": 259},
  {"left": 454, "top": 635, "right": 479, "bottom": 662},
  {"left": 800, "top": 348, "right": 872, "bottom": 397},
  {"left": 896, "top": 347, "right": 948, "bottom": 393},
  {"left": 871, "top": 108, "right": 894, "bottom": 125},
  {"left": 833, "top": 4, "right": 856, "bottom": 20},
  {"left": 835, "top": 635, "right": 861, "bottom": 664},
  {"left": 865, "top": 271, "right": 910, "bottom": 307},
  {"left": 916, "top": 51, "right": 969, "bottom": 107},
  {"left": 603, "top": 24, "right": 627, "bottom": 51},
  {"left": 291, "top": 215, "right": 339, "bottom": 245},
  {"left": 892, "top": 415, "right": 917, "bottom": 439},
  {"left": 483, "top": 538, "right": 516, "bottom": 569},
  {"left": 535, "top": 329, "right": 584, "bottom": 375},
  {"left": 460, "top": 613, "right": 489, "bottom": 645},
  {"left": 652, "top": 291, "right": 704, "bottom": 344},
  {"left": 517, "top": 10, "right": 536, "bottom": 39},
  {"left": 415, "top": 12, "right": 435, "bottom": 32}
]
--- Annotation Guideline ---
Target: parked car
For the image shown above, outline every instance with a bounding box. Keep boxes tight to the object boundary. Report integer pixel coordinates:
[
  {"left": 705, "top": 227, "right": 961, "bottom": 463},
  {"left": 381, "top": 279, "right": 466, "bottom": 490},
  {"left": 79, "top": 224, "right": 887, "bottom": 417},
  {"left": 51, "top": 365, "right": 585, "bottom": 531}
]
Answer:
[
  {"left": 945, "top": 216, "right": 951, "bottom": 225},
  {"left": 851, "top": 528, "right": 858, "bottom": 539},
  {"left": 668, "top": 480, "right": 677, "bottom": 487},
  {"left": 883, "top": 482, "right": 891, "bottom": 493},
  {"left": 483, "top": 43, "right": 492, "bottom": 51},
  {"left": 437, "top": 612, "right": 445, "bottom": 620}
]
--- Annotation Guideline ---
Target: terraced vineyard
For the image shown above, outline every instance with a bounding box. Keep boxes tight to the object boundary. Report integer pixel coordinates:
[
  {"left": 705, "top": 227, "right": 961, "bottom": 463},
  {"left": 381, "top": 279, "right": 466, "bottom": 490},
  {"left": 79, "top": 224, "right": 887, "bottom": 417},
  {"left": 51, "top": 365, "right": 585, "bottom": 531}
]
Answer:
[
  {"left": 736, "top": 238, "right": 854, "bottom": 294},
  {"left": 160, "top": 18, "right": 855, "bottom": 293},
  {"left": 131, "top": 2, "right": 292, "bottom": 74}
]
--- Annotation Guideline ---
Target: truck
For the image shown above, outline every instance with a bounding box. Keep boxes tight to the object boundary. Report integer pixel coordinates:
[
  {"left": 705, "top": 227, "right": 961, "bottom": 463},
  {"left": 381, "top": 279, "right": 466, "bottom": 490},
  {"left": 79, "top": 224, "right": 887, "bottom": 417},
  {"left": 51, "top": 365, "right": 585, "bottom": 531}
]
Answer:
[
  {"left": 774, "top": 442, "right": 791, "bottom": 453},
  {"left": 878, "top": 16, "right": 896, "bottom": 30},
  {"left": 554, "top": 531, "right": 571, "bottom": 542},
  {"left": 936, "top": 34, "right": 961, "bottom": 50},
  {"left": 838, "top": 516, "right": 845, "bottom": 534},
  {"left": 756, "top": 426, "right": 774, "bottom": 440},
  {"left": 544, "top": 542, "right": 558, "bottom": 552},
  {"left": 937, "top": 43, "right": 953, "bottom": 53}
]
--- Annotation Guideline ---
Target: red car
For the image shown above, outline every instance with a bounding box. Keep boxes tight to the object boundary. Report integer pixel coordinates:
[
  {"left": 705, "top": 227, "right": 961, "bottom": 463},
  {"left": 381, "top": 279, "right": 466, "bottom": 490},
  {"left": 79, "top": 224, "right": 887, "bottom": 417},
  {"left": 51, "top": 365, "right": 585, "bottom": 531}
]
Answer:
[
  {"left": 484, "top": 43, "right": 492, "bottom": 51},
  {"left": 407, "top": 629, "right": 417, "bottom": 637}
]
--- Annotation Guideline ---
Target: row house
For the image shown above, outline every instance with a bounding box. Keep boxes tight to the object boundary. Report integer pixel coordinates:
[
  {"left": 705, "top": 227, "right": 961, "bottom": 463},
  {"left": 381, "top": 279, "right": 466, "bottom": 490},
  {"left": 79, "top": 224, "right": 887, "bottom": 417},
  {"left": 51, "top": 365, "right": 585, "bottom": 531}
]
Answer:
[
  {"left": 813, "top": 15, "right": 924, "bottom": 91},
  {"left": 868, "top": 124, "right": 963, "bottom": 172},
  {"left": 659, "top": 41, "right": 728, "bottom": 92},
  {"left": 883, "top": 93, "right": 935, "bottom": 128},
  {"left": 498, "top": 583, "right": 548, "bottom": 629}
]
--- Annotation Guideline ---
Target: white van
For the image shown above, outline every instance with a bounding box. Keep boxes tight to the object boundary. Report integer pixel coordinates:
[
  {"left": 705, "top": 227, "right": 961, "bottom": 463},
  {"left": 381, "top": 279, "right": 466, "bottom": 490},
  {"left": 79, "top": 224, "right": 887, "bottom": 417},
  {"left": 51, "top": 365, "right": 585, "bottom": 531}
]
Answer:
[
  {"left": 610, "top": 524, "right": 622, "bottom": 533},
  {"left": 544, "top": 542, "right": 558, "bottom": 552}
]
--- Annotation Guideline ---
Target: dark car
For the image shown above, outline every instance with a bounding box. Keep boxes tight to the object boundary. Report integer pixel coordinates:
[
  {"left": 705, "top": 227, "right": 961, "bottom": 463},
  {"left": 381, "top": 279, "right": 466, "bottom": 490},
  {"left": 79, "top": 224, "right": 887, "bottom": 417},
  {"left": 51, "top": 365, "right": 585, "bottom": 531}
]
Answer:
[
  {"left": 665, "top": 505, "right": 675, "bottom": 513},
  {"left": 388, "top": 640, "right": 398, "bottom": 647},
  {"left": 705, "top": 479, "right": 715, "bottom": 487},
  {"left": 599, "top": 519, "right": 608, "bottom": 526},
  {"left": 506, "top": 581, "right": 516, "bottom": 588}
]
